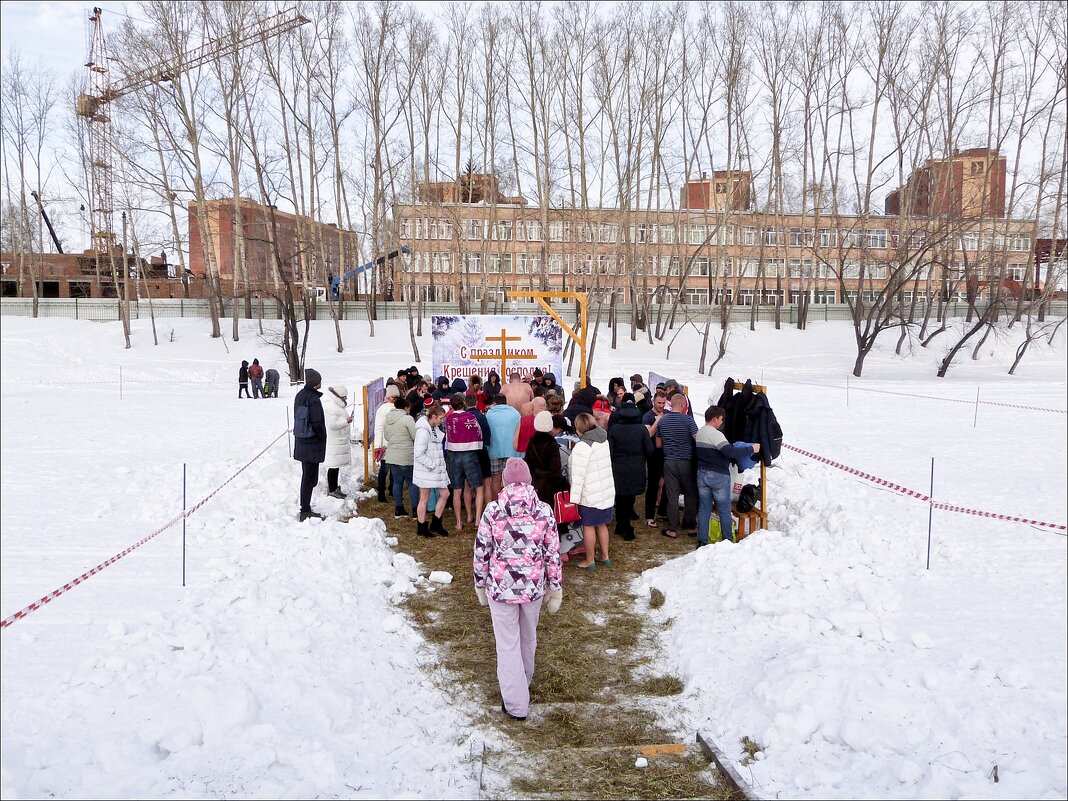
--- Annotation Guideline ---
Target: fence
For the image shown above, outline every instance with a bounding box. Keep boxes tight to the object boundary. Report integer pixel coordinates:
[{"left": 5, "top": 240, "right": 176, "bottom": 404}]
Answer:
[{"left": 4, "top": 297, "right": 1064, "bottom": 324}]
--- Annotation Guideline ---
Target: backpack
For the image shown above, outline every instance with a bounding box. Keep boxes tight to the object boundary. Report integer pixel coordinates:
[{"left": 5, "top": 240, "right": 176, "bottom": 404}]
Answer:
[{"left": 294, "top": 404, "right": 315, "bottom": 438}]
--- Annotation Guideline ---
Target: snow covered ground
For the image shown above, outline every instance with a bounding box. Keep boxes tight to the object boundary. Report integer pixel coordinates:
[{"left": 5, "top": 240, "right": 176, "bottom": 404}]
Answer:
[{"left": 1, "top": 313, "right": 1065, "bottom": 799}]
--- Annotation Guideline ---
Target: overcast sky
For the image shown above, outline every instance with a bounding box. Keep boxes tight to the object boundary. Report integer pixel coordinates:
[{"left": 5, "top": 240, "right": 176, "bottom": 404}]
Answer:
[{"left": 0, "top": 2, "right": 140, "bottom": 80}]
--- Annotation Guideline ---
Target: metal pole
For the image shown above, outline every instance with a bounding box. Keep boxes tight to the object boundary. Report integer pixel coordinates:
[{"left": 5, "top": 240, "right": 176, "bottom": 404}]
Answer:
[
  {"left": 926, "top": 457, "right": 934, "bottom": 570},
  {"left": 182, "top": 463, "right": 187, "bottom": 587},
  {"left": 973, "top": 387, "right": 980, "bottom": 428}
]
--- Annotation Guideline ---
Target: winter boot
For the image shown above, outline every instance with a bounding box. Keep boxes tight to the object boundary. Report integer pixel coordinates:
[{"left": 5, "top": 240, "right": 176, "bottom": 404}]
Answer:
[
  {"left": 299, "top": 510, "right": 325, "bottom": 522},
  {"left": 394, "top": 506, "right": 410, "bottom": 518},
  {"left": 430, "top": 514, "right": 449, "bottom": 537},
  {"left": 417, "top": 519, "right": 431, "bottom": 538}
]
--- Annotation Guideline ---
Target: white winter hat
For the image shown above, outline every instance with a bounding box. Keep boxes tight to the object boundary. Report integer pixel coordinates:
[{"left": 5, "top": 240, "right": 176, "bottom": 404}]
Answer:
[
  {"left": 385, "top": 385, "right": 400, "bottom": 399},
  {"left": 534, "top": 410, "right": 554, "bottom": 433},
  {"left": 331, "top": 385, "right": 349, "bottom": 399}
]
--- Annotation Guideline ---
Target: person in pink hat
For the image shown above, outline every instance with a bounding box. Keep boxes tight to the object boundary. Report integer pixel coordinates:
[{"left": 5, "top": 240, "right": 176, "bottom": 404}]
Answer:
[{"left": 473, "top": 457, "right": 563, "bottom": 721}]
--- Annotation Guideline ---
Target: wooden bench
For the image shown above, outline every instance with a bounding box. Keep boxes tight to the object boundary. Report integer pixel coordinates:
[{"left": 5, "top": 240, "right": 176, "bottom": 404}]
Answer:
[{"left": 731, "top": 502, "right": 767, "bottom": 541}]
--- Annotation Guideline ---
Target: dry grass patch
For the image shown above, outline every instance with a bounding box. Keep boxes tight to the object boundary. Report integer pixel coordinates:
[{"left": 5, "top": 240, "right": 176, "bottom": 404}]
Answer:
[
  {"left": 636, "top": 674, "right": 685, "bottom": 697},
  {"left": 649, "top": 586, "right": 666, "bottom": 609},
  {"left": 358, "top": 493, "right": 720, "bottom": 798},
  {"left": 510, "top": 749, "right": 735, "bottom": 801}
]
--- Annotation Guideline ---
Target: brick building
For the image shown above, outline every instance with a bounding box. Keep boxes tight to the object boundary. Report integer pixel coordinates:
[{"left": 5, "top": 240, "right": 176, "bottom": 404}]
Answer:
[
  {"left": 0, "top": 248, "right": 193, "bottom": 299},
  {"left": 885, "top": 148, "right": 1007, "bottom": 218},
  {"left": 391, "top": 151, "right": 1036, "bottom": 308},
  {"left": 187, "top": 199, "right": 361, "bottom": 287}
]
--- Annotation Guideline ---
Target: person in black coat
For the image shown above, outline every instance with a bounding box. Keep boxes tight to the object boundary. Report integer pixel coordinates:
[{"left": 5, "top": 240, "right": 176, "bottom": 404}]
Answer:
[
  {"left": 238, "top": 360, "right": 251, "bottom": 398},
  {"left": 607, "top": 400, "right": 654, "bottom": 540},
  {"left": 293, "top": 368, "right": 327, "bottom": 521},
  {"left": 484, "top": 371, "right": 503, "bottom": 399},
  {"left": 563, "top": 386, "right": 598, "bottom": 425},
  {"left": 524, "top": 411, "right": 569, "bottom": 507},
  {"left": 432, "top": 375, "right": 452, "bottom": 401}
]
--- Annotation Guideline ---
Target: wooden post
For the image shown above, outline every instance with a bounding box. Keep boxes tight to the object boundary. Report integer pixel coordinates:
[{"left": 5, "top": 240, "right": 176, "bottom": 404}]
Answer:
[
  {"left": 508, "top": 290, "right": 590, "bottom": 387},
  {"left": 363, "top": 382, "right": 371, "bottom": 484}
]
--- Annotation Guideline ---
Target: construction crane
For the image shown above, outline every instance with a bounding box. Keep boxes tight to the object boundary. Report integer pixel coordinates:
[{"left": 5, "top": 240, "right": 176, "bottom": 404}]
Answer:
[
  {"left": 76, "top": 6, "right": 310, "bottom": 253},
  {"left": 331, "top": 245, "right": 411, "bottom": 300},
  {"left": 30, "top": 190, "right": 64, "bottom": 254}
]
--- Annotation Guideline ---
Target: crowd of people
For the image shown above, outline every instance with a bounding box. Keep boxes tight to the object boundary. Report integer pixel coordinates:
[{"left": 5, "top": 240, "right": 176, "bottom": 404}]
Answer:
[
  {"left": 291, "top": 362, "right": 775, "bottom": 721},
  {"left": 370, "top": 365, "right": 765, "bottom": 558}
]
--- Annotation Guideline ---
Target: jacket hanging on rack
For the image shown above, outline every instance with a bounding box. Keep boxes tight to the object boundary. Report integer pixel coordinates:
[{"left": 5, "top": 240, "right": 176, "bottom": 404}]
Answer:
[{"left": 743, "top": 391, "right": 783, "bottom": 466}]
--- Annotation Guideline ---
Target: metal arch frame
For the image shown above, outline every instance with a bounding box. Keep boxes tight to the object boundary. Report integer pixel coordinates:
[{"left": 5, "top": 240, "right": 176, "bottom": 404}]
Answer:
[{"left": 507, "top": 290, "right": 589, "bottom": 388}]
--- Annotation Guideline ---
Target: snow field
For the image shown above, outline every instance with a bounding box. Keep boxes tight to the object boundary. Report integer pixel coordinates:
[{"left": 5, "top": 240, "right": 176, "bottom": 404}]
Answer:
[{"left": 1, "top": 313, "right": 1065, "bottom": 799}]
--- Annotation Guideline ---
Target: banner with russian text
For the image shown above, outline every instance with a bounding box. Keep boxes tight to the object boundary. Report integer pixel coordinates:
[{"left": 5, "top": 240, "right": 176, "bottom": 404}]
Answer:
[{"left": 432, "top": 315, "right": 563, "bottom": 383}]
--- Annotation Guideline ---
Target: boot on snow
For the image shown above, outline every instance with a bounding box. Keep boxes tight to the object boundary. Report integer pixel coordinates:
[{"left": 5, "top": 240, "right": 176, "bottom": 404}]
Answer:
[{"left": 430, "top": 515, "right": 449, "bottom": 537}]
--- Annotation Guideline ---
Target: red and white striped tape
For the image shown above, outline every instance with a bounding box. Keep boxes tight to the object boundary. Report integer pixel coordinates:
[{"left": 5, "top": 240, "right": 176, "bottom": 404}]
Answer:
[
  {"left": 773, "top": 377, "right": 1066, "bottom": 414},
  {"left": 782, "top": 443, "right": 1067, "bottom": 532},
  {"left": 0, "top": 428, "right": 291, "bottom": 630}
]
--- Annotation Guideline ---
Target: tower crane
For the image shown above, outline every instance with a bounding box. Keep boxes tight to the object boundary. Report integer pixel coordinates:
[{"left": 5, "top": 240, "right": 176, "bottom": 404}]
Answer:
[{"left": 75, "top": 6, "right": 310, "bottom": 255}]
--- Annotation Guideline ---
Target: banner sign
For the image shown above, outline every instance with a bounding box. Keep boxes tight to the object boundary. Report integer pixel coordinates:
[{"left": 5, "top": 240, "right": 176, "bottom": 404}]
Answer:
[
  {"left": 432, "top": 315, "right": 563, "bottom": 382},
  {"left": 362, "top": 376, "right": 385, "bottom": 482}
]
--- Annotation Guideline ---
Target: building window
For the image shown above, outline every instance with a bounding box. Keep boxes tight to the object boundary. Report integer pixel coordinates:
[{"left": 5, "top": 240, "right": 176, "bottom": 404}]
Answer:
[
  {"left": 842, "top": 229, "right": 862, "bottom": 248},
  {"left": 867, "top": 229, "right": 888, "bottom": 249},
  {"left": 960, "top": 232, "right": 979, "bottom": 251},
  {"left": 766, "top": 258, "right": 785, "bottom": 278},
  {"left": 738, "top": 259, "right": 759, "bottom": 277},
  {"left": 742, "top": 226, "right": 757, "bottom": 246},
  {"left": 691, "top": 257, "right": 709, "bottom": 277},
  {"left": 763, "top": 227, "right": 781, "bottom": 246},
  {"left": 971, "top": 161, "right": 985, "bottom": 175},
  {"left": 548, "top": 221, "right": 569, "bottom": 242},
  {"left": 712, "top": 288, "right": 733, "bottom": 305},
  {"left": 464, "top": 219, "right": 485, "bottom": 241},
  {"left": 819, "top": 228, "right": 837, "bottom": 247},
  {"left": 1008, "top": 263, "right": 1027, "bottom": 281},
  {"left": 398, "top": 218, "right": 413, "bottom": 239},
  {"left": 659, "top": 225, "right": 677, "bottom": 244},
  {"left": 688, "top": 223, "right": 708, "bottom": 245},
  {"left": 760, "top": 289, "right": 785, "bottom": 306},
  {"left": 870, "top": 263, "right": 888, "bottom": 279},
  {"left": 1008, "top": 234, "right": 1031, "bottom": 251},
  {"left": 598, "top": 223, "right": 617, "bottom": 243},
  {"left": 814, "top": 289, "right": 836, "bottom": 304},
  {"left": 684, "top": 288, "right": 709, "bottom": 305},
  {"left": 548, "top": 254, "right": 566, "bottom": 274},
  {"left": 843, "top": 261, "right": 860, "bottom": 279},
  {"left": 491, "top": 220, "right": 513, "bottom": 241},
  {"left": 68, "top": 281, "right": 92, "bottom": 298},
  {"left": 432, "top": 252, "right": 451, "bottom": 273},
  {"left": 463, "top": 252, "right": 481, "bottom": 273},
  {"left": 737, "top": 289, "right": 755, "bottom": 306}
]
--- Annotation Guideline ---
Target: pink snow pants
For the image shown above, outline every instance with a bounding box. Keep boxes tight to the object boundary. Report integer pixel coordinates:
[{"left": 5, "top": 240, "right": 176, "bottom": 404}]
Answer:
[{"left": 488, "top": 596, "right": 543, "bottom": 719}]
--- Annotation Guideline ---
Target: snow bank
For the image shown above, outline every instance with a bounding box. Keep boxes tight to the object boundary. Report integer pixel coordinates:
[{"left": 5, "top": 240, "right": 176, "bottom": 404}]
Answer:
[{"left": 639, "top": 457, "right": 1068, "bottom": 799}]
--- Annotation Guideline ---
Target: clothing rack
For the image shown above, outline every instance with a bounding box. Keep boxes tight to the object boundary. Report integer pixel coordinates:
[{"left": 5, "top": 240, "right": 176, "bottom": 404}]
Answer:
[{"left": 732, "top": 380, "right": 768, "bottom": 539}]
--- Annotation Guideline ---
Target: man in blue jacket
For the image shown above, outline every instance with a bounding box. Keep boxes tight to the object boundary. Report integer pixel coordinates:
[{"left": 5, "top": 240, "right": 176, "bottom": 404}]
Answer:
[
  {"left": 484, "top": 393, "right": 521, "bottom": 497},
  {"left": 695, "top": 405, "right": 759, "bottom": 546},
  {"left": 293, "top": 368, "right": 328, "bottom": 521}
]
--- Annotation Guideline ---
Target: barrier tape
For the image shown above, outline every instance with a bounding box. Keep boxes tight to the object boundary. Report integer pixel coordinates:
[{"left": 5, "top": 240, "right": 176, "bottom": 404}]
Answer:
[
  {"left": 770, "top": 377, "right": 1066, "bottom": 414},
  {"left": 782, "top": 443, "right": 1067, "bottom": 533},
  {"left": 0, "top": 428, "right": 291, "bottom": 630}
]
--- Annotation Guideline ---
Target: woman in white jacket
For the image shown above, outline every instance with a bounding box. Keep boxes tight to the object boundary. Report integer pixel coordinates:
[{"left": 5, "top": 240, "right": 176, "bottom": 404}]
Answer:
[
  {"left": 413, "top": 404, "right": 451, "bottom": 537},
  {"left": 568, "top": 412, "right": 616, "bottom": 568},
  {"left": 323, "top": 385, "right": 353, "bottom": 498}
]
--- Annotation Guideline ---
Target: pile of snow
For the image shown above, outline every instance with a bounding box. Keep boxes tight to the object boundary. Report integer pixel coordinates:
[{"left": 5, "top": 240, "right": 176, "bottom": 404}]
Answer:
[{"left": 1, "top": 318, "right": 478, "bottom": 798}]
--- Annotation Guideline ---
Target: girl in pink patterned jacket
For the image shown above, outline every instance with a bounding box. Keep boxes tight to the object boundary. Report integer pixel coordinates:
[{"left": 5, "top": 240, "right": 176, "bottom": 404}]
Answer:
[{"left": 473, "top": 458, "right": 563, "bottom": 721}]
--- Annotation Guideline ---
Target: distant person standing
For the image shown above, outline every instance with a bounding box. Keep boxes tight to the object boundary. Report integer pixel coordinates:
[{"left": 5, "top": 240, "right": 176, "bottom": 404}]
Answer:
[
  {"left": 323, "top": 384, "right": 353, "bottom": 499},
  {"left": 238, "top": 360, "right": 251, "bottom": 399},
  {"left": 696, "top": 405, "right": 759, "bottom": 547},
  {"left": 569, "top": 413, "right": 616, "bottom": 568},
  {"left": 264, "top": 368, "right": 280, "bottom": 398},
  {"left": 650, "top": 393, "right": 699, "bottom": 539},
  {"left": 485, "top": 393, "right": 521, "bottom": 497},
  {"left": 248, "top": 358, "right": 265, "bottom": 399},
  {"left": 293, "top": 369, "right": 327, "bottom": 521},
  {"left": 607, "top": 397, "right": 653, "bottom": 541}
]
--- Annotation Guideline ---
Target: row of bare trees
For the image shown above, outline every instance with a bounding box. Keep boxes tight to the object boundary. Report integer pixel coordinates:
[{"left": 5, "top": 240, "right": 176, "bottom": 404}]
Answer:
[{"left": 1, "top": 0, "right": 1065, "bottom": 378}]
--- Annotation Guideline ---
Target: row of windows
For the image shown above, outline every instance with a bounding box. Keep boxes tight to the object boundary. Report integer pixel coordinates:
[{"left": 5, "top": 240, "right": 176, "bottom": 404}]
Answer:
[
  {"left": 397, "top": 218, "right": 1033, "bottom": 253},
  {"left": 407, "top": 251, "right": 911, "bottom": 279},
  {"left": 396, "top": 283, "right": 994, "bottom": 306}
]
